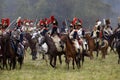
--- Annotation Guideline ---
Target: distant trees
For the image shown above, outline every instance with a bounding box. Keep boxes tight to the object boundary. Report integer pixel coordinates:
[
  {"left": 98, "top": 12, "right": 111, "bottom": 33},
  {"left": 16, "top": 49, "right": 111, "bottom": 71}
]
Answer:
[{"left": 0, "top": 0, "right": 114, "bottom": 27}]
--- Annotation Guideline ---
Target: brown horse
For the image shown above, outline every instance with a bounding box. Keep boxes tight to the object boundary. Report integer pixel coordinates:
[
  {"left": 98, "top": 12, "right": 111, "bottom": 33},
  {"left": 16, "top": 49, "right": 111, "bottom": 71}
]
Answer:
[
  {"left": 109, "top": 32, "right": 120, "bottom": 64},
  {"left": 0, "top": 33, "right": 17, "bottom": 70},
  {"left": 24, "top": 32, "right": 38, "bottom": 60},
  {"left": 1, "top": 32, "right": 24, "bottom": 70},
  {"left": 60, "top": 34, "right": 82, "bottom": 69},
  {"left": 0, "top": 34, "right": 9, "bottom": 69},
  {"left": 0, "top": 35, "right": 4, "bottom": 69},
  {"left": 39, "top": 33, "right": 59, "bottom": 68},
  {"left": 85, "top": 33, "right": 108, "bottom": 59}
]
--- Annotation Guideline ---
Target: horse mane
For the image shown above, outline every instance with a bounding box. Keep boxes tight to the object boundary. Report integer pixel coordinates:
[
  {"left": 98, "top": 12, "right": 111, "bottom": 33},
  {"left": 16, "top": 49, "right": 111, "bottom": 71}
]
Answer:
[
  {"left": 66, "top": 35, "right": 74, "bottom": 45},
  {"left": 85, "top": 33, "right": 92, "bottom": 40}
]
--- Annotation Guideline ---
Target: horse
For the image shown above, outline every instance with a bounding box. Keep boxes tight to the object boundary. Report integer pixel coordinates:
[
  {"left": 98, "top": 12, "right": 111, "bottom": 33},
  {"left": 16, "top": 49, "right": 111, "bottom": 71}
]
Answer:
[
  {"left": 1, "top": 31, "right": 24, "bottom": 70},
  {"left": 32, "top": 31, "right": 48, "bottom": 60},
  {"left": 39, "top": 33, "right": 64, "bottom": 68},
  {"left": 84, "top": 33, "right": 108, "bottom": 59},
  {"left": 109, "top": 32, "right": 120, "bottom": 64},
  {"left": 2, "top": 33, "right": 17, "bottom": 70},
  {"left": 60, "top": 33, "right": 82, "bottom": 69},
  {"left": 0, "top": 35, "right": 4, "bottom": 69},
  {"left": 84, "top": 33, "right": 99, "bottom": 59},
  {"left": 106, "top": 33, "right": 116, "bottom": 53},
  {"left": 24, "top": 32, "right": 38, "bottom": 60}
]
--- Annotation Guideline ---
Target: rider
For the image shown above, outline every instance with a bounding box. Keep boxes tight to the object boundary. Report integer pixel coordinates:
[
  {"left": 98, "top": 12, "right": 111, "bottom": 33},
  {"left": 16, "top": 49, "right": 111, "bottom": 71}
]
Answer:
[
  {"left": 77, "top": 21, "right": 87, "bottom": 50},
  {"left": 115, "top": 17, "right": 120, "bottom": 33},
  {"left": 69, "top": 22, "right": 78, "bottom": 40},
  {"left": 50, "top": 16, "right": 59, "bottom": 36},
  {"left": 91, "top": 19, "right": 102, "bottom": 49},
  {"left": 103, "top": 19, "right": 113, "bottom": 40},
  {"left": 39, "top": 19, "right": 49, "bottom": 36}
]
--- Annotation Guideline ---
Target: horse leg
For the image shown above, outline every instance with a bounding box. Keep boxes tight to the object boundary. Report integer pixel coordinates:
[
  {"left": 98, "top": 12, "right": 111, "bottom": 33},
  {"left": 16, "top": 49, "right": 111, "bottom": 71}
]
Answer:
[
  {"left": 89, "top": 50, "right": 93, "bottom": 59},
  {"left": 58, "top": 55, "right": 62, "bottom": 65},
  {"left": 96, "top": 50, "right": 99, "bottom": 58},
  {"left": 42, "top": 53, "right": 45, "bottom": 59},
  {"left": 118, "top": 52, "right": 120, "bottom": 64},
  {"left": 53, "top": 56, "right": 57, "bottom": 68},
  {"left": 75, "top": 57, "right": 80, "bottom": 69},
  {"left": 12, "top": 57, "right": 16, "bottom": 70},
  {"left": 18, "top": 56, "right": 24, "bottom": 69},
  {"left": 72, "top": 58, "right": 75, "bottom": 69},
  {"left": 49, "top": 55, "right": 54, "bottom": 68},
  {"left": 3, "top": 57, "right": 8, "bottom": 70},
  {"left": 66, "top": 57, "right": 70, "bottom": 70},
  {"left": 101, "top": 50, "right": 105, "bottom": 59},
  {"left": 81, "top": 53, "right": 84, "bottom": 66},
  {"left": 0, "top": 58, "right": 3, "bottom": 70},
  {"left": 31, "top": 50, "right": 36, "bottom": 60},
  {"left": 9, "top": 58, "right": 12, "bottom": 70}
]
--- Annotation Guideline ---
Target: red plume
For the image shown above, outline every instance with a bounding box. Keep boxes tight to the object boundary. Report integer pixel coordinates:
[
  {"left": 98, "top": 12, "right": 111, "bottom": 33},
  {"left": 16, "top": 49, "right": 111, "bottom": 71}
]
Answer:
[
  {"left": 50, "top": 16, "right": 55, "bottom": 23},
  {"left": 73, "top": 17, "right": 78, "bottom": 25}
]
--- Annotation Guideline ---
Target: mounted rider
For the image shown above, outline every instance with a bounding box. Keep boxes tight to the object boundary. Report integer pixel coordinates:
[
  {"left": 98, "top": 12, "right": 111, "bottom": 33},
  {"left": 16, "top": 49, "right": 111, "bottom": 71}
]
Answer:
[
  {"left": 76, "top": 20, "right": 87, "bottom": 50},
  {"left": 115, "top": 17, "right": 120, "bottom": 33},
  {"left": 114, "top": 17, "right": 120, "bottom": 40},
  {"left": 103, "top": 19, "right": 113, "bottom": 40},
  {"left": 91, "top": 19, "right": 102, "bottom": 49},
  {"left": 50, "top": 16, "right": 59, "bottom": 36},
  {"left": 69, "top": 18, "right": 78, "bottom": 40},
  {"left": 11, "top": 17, "right": 24, "bottom": 56},
  {"left": 39, "top": 19, "right": 49, "bottom": 36}
]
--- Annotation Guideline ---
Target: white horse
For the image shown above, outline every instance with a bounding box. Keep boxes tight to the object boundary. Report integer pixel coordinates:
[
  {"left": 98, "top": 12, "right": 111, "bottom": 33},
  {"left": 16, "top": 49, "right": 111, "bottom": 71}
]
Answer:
[{"left": 31, "top": 31, "right": 48, "bottom": 59}]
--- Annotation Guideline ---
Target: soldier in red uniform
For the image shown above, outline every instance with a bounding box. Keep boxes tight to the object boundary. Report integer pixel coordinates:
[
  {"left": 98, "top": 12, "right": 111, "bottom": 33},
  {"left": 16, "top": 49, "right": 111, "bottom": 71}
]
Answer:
[
  {"left": 1, "top": 18, "right": 10, "bottom": 31},
  {"left": 50, "top": 16, "right": 58, "bottom": 36},
  {"left": 40, "top": 19, "right": 49, "bottom": 36}
]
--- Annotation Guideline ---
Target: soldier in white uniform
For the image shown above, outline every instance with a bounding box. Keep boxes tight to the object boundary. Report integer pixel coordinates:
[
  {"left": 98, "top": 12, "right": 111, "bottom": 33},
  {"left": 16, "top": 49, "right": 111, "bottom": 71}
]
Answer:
[
  {"left": 77, "top": 22, "right": 87, "bottom": 50},
  {"left": 103, "top": 19, "right": 113, "bottom": 40},
  {"left": 91, "top": 19, "right": 102, "bottom": 49}
]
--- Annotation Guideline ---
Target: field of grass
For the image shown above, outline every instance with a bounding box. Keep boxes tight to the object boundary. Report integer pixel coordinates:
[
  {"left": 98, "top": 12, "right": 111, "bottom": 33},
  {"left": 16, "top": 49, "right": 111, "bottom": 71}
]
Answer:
[{"left": 0, "top": 48, "right": 120, "bottom": 80}]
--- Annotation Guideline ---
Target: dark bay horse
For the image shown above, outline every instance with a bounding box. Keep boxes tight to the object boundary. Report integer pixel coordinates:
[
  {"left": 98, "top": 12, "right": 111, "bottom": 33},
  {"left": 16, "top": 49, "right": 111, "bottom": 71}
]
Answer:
[
  {"left": 1, "top": 32, "right": 24, "bottom": 70},
  {"left": 85, "top": 33, "right": 108, "bottom": 59},
  {"left": 60, "top": 34, "right": 82, "bottom": 69},
  {"left": 109, "top": 32, "right": 120, "bottom": 64},
  {"left": 24, "top": 32, "right": 38, "bottom": 60},
  {"left": 39, "top": 33, "right": 64, "bottom": 68},
  {"left": 0, "top": 35, "right": 4, "bottom": 69}
]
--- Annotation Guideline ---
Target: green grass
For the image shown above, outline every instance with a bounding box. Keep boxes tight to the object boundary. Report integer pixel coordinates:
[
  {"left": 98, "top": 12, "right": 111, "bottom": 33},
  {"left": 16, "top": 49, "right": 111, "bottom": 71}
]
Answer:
[{"left": 0, "top": 49, "right": 120, "bottom": 80}]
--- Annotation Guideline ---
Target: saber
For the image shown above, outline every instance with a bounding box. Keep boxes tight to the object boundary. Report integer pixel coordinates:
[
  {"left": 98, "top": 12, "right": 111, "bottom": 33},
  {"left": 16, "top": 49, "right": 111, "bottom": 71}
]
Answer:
[
  {"left": 5, "top": 19, "right": 16, "bottom": 31},
  {"left": 103, "top": 19, "right": 106, "bottom": 25},
  {"left": 65, "top": 19, "right": 68, "bottom": 32},
  {"left": 34, "top": 18, "right": 38, "bottom": 27}
]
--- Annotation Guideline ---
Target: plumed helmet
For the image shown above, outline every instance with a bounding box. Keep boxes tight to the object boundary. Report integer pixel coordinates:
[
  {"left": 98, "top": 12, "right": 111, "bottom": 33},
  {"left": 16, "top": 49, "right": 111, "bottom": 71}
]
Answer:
[
  {"left": 72, "top": 17, "right": 78, "bottom": 25},
  {"left": 39, "top": 20, "right": 45, "bottom": 26},
  {"left": 50, "top": 15, "right": 55, "bottom": 23}
]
